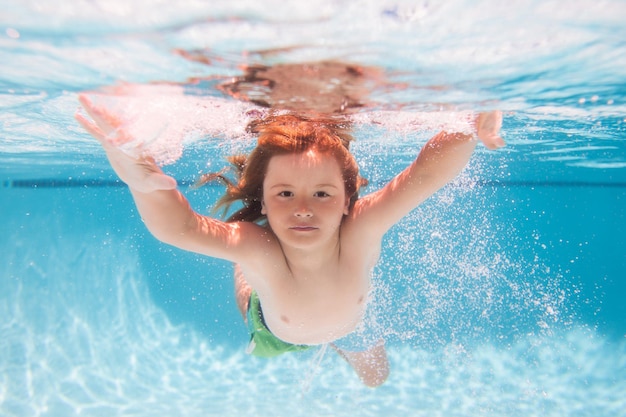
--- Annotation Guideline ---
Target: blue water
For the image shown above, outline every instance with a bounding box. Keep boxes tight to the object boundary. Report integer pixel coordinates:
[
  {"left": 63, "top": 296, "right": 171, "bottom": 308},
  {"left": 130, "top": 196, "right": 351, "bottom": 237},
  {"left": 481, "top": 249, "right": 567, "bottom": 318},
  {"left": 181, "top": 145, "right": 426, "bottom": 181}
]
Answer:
[{"left": 2, "top": 1, "right": 626, "bottom": 416}]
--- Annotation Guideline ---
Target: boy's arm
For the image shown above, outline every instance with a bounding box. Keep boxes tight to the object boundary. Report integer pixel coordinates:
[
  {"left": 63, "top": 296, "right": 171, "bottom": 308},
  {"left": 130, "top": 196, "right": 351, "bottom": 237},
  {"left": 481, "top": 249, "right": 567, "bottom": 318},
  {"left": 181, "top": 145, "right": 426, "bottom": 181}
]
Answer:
[
  {"left": 351, "top": 111, "right": 503, "bottom": 236},
  {"left": 75, "top": 94, "right": 258, "bottom": 263}
]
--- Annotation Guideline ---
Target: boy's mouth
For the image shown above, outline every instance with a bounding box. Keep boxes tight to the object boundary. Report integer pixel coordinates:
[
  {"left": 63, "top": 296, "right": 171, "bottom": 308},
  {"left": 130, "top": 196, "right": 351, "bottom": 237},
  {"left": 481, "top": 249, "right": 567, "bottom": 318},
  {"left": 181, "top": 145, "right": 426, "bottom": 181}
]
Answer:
[{"left": 290, "top": 226, "right": 318, "bottom": 231}]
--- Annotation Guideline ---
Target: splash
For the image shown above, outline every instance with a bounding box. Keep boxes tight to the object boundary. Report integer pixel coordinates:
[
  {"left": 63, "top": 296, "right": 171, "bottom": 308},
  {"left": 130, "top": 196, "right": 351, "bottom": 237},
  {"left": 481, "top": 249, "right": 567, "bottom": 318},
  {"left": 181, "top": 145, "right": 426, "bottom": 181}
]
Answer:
[
  {"left": 81, "top": 81, "right": 482, "bottom": 166},
  {"left": 81, "top": 84, "right": 264, "bottom": 165},
  {"left": 359, "top": 159, "right": 576, "bottom": 350}
]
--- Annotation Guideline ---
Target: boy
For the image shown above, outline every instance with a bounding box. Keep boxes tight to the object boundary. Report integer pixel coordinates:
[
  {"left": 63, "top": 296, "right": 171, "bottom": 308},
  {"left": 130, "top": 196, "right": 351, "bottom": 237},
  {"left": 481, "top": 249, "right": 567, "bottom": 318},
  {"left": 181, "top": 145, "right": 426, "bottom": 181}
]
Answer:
[{"left": 76, "top": 81, "right": 503, "bottom": 388}]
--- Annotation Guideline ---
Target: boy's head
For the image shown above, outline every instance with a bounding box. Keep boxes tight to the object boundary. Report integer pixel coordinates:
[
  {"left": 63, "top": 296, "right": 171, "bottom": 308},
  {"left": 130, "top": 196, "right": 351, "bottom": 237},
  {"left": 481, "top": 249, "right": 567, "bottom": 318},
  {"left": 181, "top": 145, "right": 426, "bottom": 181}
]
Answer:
[{"left": 214, "top": 114, "right": 367, "bottom": 223}]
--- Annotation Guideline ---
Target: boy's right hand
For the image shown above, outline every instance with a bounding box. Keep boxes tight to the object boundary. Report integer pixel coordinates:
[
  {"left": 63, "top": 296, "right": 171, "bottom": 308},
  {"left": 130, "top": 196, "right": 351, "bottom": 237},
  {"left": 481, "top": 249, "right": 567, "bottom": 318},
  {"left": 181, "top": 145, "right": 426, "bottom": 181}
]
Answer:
[{"left": 75, "top": 93, "right": 177, "bottom": 194}]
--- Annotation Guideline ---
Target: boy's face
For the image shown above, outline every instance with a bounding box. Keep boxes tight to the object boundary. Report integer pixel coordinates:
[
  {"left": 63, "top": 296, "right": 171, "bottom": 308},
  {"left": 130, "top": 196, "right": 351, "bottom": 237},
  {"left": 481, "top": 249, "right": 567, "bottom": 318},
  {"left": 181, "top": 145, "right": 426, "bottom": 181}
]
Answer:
[{"left": 261, "top": 149, "right": 350, "bottom": 250}]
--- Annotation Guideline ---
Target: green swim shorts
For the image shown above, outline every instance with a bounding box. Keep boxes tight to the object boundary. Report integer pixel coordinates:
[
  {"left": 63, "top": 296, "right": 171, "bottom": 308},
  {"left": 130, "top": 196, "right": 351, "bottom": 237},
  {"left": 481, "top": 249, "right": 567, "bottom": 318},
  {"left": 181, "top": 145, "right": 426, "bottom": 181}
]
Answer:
[{"left": 246, "top": 291, "right": 312, "bottom": 358}]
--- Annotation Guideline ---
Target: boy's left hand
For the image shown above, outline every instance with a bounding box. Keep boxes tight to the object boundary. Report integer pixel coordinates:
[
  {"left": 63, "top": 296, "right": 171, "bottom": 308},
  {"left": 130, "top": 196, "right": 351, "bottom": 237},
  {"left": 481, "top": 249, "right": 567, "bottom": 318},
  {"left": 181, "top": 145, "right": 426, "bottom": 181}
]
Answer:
[{"left": 475, "top": 111, "right": 505, "bottom": 150}]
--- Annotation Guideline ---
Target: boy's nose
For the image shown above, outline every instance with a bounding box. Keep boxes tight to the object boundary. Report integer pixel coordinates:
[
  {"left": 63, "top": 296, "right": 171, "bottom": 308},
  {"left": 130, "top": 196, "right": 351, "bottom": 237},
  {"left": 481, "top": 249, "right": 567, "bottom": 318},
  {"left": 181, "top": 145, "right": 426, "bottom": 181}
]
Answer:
[
  {"left": 295, "top": 209, "right": 313, "bottom": 217},
  {"left": 294, "top": 202, "right": 313, "bottom": 217}
]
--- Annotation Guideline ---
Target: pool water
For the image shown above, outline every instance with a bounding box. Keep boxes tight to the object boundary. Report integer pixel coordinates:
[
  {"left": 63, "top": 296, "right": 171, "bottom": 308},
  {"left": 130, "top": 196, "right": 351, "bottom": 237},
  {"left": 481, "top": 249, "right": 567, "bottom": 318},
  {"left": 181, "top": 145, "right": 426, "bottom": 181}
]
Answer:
[{"left": 2, "top": 1, "right": 625, "bottom": 416}]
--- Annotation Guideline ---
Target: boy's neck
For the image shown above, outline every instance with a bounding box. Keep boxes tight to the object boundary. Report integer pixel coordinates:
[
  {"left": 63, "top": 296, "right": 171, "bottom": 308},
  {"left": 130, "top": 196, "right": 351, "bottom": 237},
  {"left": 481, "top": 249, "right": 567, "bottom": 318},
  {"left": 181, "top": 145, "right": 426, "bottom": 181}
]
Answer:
[{"left": 279, "top": 237, "right": 341, "bottom": 279}]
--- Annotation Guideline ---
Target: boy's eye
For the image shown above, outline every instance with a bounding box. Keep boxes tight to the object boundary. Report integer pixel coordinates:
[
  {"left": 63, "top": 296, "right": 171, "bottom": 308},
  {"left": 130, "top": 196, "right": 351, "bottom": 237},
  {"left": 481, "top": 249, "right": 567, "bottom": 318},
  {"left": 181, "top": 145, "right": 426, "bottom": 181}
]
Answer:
[
  {"left": 314, "top": 191, "right": 330, "bottom": 197},
  {"left": 278, "top": 191, "right": 293, "bottom": 197}
]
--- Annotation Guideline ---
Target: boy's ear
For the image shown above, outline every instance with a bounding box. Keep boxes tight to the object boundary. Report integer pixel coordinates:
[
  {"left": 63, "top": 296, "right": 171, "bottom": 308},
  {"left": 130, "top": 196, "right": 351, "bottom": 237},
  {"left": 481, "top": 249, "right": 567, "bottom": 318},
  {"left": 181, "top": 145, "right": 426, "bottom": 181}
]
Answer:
[
  {"left": 343, "top": 196, "right": 350, "bottom": 215},
  {"left": 261, "top": 200, "right": 267, "bottom": 215}
]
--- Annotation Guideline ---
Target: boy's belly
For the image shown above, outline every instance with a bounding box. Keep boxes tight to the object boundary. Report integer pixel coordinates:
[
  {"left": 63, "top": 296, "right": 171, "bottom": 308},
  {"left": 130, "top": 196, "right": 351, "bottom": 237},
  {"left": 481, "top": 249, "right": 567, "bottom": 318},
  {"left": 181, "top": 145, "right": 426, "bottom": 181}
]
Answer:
[{"left": 263, "top": 297, "right": 367, "bottom": 345}]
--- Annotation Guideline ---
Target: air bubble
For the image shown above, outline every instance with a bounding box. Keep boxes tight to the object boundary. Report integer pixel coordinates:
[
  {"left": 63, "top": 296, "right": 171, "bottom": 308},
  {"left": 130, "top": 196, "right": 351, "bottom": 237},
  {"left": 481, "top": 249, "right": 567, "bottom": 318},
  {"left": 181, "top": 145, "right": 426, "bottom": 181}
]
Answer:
[{"left": 6, "top": 28, "right": 19, "bottom": 39}]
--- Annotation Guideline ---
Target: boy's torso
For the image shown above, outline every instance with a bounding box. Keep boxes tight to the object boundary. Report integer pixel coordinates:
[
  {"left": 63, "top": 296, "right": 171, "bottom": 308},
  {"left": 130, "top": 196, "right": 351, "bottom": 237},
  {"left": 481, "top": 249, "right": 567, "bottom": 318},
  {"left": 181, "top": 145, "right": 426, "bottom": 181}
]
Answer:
[{"left": 238, "top": 220, "right": 381, "bottom": 345}]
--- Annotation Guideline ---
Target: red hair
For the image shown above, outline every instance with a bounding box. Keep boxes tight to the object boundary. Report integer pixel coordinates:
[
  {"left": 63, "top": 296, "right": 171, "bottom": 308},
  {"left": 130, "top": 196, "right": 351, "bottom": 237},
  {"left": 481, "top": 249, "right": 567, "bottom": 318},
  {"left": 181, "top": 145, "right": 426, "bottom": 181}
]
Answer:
[{"left": 201, "top": 113, "right": 367, "bottom": 223}]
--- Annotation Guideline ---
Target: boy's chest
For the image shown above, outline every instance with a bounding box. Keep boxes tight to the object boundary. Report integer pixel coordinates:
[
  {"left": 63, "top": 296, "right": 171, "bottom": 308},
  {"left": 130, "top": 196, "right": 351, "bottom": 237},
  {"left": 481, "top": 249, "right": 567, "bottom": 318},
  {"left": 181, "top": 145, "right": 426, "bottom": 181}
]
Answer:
[{"left": 259, "top": 264, "right": 371, "bottom": 344}]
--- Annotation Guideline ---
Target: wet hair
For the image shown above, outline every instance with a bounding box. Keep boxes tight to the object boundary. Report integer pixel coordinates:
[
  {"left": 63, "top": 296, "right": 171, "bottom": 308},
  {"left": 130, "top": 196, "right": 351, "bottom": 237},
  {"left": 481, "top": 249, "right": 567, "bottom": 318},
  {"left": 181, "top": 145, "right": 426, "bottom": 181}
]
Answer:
[{"left": 198, "top": 113, "right": 368, "bottom": 224}]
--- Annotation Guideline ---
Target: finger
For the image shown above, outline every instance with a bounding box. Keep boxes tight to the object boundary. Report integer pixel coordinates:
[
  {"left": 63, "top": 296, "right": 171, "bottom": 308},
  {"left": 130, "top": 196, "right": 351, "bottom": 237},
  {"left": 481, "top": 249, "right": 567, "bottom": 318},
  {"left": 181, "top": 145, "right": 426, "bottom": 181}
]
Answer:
[
  {"left": 78, "top": 93, "right": 121, "bottom": 135},
  {"left": 75, "top": 111, "right": 106, "bottom": 142},
  {"left": 482, "top": 134, "right": 506, "bottom": 150},
  {"left": 75, "top": 111, "right": 129, "bottom": 155}
]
